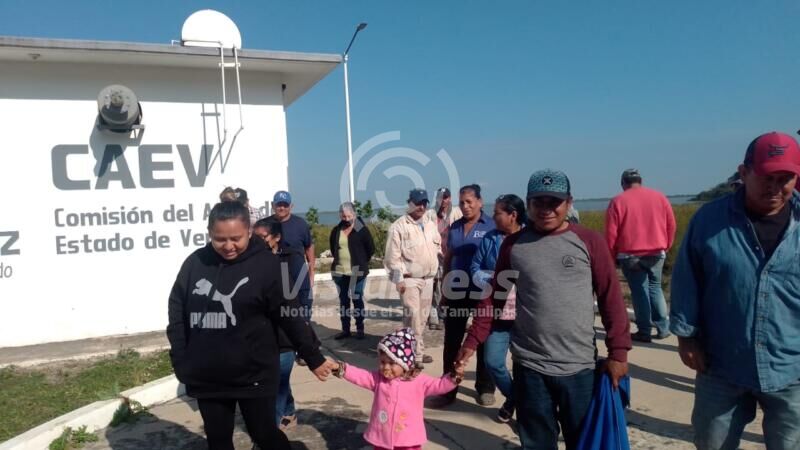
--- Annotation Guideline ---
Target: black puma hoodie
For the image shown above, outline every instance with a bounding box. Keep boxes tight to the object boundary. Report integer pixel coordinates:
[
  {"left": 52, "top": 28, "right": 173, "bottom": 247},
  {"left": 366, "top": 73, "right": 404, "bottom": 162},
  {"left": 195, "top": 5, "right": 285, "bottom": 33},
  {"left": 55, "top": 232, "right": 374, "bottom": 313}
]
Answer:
[{"left": 166, "top": 236, "right": 325, "bottom": 399}]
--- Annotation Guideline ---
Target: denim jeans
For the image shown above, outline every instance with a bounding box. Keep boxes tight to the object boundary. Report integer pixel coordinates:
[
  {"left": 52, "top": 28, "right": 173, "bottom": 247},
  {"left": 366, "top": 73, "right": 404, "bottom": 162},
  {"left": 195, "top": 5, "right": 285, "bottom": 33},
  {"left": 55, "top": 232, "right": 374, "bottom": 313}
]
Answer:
[
  {"left": 484, "top": 323, "right": 514, "bottom": 410},
  {"left": 513, "top": 363, "right": 595, "bottom": 450},
  {"left": 620, "top": 254, "right": 669, "bottom": 336},
  {"left": 332, "top": 274, "right": 366, "bottom": 332},
  {"left": 692, "top": 373, "right": 800, "bottom": 450},
  {"left": 275, "top": 351, "right": 296, "bottom": 424}
]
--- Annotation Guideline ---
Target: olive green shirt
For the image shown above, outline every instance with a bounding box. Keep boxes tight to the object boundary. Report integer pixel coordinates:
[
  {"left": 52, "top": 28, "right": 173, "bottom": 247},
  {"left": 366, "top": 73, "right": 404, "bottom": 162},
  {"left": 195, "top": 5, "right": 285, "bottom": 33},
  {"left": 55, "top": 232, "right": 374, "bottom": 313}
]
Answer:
[{"left": 333, "top": 232, "right": 352, "bottom": 275}]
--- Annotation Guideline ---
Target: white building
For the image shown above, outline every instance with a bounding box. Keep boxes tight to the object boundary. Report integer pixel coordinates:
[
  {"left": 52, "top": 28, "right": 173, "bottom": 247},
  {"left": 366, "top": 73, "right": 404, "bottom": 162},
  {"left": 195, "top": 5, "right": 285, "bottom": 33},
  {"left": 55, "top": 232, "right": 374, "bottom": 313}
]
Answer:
[{"left": 0, "top": 27, "right": 340, "bottom": 347}]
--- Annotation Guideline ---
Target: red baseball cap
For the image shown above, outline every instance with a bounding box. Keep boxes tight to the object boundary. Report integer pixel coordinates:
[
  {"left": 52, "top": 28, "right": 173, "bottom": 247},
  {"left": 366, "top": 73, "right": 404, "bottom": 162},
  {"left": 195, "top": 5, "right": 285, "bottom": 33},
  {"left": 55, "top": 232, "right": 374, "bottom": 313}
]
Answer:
[{"left": 744, "top": 132, "right": 800, "bottom": 176}]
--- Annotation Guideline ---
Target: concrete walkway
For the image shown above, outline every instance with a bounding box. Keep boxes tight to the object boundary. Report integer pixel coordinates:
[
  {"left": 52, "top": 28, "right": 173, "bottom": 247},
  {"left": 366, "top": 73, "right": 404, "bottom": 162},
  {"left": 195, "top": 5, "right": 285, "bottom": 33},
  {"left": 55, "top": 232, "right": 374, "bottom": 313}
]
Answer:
[{"left": 13, "top": 278, "right": 767, "bottom": 449}]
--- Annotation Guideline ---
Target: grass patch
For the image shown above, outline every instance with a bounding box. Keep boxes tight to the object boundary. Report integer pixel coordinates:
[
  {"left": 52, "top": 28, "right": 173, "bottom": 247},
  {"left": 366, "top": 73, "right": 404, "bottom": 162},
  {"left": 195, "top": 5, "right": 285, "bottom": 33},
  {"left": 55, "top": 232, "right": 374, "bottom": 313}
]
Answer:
[
  {"left": 109, "top": 398, "right": 150, "bottom": 427},
  {"left": 0, "top": 349, "right": 173, "bottom": 443},
  {"left": 48, "top": 426, "right": 98, "bottom": 450}
]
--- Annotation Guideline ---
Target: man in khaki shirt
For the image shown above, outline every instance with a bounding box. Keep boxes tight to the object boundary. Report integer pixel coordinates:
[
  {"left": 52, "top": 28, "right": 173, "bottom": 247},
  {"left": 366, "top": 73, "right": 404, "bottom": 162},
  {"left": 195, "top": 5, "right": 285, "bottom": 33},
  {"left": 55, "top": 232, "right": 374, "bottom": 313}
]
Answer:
[{"left": 384, "top": 189, "right": 441, "bottom": 366}]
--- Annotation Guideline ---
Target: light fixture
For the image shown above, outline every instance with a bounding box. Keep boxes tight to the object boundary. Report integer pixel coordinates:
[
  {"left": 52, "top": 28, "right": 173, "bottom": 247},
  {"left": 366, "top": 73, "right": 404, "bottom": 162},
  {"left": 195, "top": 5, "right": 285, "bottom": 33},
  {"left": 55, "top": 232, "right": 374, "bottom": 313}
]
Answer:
[{"left": 96, "top": 84, "right": 143, "bottom": 132}]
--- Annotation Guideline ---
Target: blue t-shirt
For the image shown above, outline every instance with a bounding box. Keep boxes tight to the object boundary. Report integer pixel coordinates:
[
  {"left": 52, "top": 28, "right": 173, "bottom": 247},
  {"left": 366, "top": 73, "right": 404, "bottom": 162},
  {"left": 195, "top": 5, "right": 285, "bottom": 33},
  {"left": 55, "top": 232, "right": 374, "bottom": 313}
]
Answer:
[
  {"left": 273, "top": 214, "right": 312, "bottom": 291},
  {"left": 448, "top": 212, "right": 495, "bottom": 291}
]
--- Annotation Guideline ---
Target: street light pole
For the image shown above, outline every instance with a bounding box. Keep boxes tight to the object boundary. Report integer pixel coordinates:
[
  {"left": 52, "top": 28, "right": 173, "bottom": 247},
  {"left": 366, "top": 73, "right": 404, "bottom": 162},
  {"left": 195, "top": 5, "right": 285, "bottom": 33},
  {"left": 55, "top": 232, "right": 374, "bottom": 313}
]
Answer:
[
  {"left": 343, "top": 23, "right": 367, "bottom": 203},
  {"left": 343, "top": 54, "right": 355, "bottom": 203}
]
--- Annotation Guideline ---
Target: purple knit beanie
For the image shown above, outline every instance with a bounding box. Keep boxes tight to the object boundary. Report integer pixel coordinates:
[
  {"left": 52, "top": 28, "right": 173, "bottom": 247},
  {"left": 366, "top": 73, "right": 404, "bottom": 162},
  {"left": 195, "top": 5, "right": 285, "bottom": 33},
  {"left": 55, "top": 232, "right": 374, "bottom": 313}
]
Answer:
[{"left": 377, "top": 327, "right": 416, "bottom": 371}]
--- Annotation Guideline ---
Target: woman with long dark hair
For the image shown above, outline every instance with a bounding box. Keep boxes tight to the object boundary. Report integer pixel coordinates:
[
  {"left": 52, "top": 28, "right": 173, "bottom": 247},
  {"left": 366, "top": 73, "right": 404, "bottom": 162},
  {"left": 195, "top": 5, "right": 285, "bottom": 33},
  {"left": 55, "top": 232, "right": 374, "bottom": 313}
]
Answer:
[{"left": 470, "top": 194, "right": 525, "bottom": 423}]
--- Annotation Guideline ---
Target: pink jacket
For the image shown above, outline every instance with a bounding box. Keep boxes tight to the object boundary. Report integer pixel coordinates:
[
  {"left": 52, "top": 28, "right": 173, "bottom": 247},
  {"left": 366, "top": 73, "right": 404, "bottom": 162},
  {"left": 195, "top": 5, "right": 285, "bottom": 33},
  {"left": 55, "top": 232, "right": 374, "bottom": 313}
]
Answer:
[
  {"left": 605, "top": 186, "right": 676, "bottom": 257},
  {"left": 342, "top": 363, "right": 457, "bottom": 448}
]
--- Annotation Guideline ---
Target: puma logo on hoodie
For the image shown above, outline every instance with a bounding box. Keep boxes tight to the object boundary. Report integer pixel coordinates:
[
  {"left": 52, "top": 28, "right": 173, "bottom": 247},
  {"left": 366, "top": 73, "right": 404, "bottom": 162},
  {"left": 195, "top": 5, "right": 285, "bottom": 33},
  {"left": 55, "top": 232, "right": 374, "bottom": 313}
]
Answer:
[{"left": 191, "top": 277, "right": 249, "bottom": 327}]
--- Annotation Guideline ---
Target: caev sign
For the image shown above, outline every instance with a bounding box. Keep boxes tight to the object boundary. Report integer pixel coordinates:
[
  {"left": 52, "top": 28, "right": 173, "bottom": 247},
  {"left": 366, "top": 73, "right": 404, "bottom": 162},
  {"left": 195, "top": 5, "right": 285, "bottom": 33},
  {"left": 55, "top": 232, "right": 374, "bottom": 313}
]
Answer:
[{"left": 51, "top": 144, "right": 215, "bottom": 190}]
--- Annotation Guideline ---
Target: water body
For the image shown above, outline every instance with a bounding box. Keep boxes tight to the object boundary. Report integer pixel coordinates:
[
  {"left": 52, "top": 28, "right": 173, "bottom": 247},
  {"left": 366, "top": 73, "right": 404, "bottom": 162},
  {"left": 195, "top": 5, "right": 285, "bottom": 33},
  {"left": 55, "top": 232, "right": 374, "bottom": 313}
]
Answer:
[{"left": 307, "top": 195, "right": 697, "bottom": 226}]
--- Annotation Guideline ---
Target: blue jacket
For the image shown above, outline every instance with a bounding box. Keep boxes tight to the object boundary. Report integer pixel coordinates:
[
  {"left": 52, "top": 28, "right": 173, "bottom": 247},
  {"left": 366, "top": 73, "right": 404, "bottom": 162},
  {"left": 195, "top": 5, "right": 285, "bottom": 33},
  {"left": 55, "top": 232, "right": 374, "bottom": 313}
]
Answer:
[
  {"left": 670, "top": 190, "right": 800, "bottom": 392},
  {"left": 470, "top": 228, "right": 506, "bottom": 290}
]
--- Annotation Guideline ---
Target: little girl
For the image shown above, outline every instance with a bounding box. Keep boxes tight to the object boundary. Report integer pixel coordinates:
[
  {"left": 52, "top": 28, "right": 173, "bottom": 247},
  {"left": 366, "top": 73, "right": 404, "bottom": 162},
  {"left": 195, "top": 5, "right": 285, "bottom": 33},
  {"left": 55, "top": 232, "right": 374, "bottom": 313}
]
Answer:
[{"left": 332, "top": 328, "right": 463, "bottom": 450}]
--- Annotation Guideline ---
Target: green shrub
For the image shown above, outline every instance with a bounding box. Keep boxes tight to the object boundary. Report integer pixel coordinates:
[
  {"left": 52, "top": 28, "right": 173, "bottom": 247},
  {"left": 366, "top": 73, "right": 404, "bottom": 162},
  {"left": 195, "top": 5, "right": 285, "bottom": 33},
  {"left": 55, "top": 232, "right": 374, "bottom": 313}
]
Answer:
[
  {"left": 352, "top": 200, "right": 375, "bottom": 219},
  {"left": 377, "top": 206, "right": 399, "bottom": 223},
  {"left": 368, "top": 222, "right": 390, "bottom": 259},
  {"left": 49, "top": 426, "right": 98, "bottom": 450},
  {"left": 305, "top": 207, "right": 320, "bottom": 226},
  {"left": 109, "top": 398, "right": 149, "bottom": 427},
  {"left": 311, "top": 224, "right": 332, "bottom": 256}
]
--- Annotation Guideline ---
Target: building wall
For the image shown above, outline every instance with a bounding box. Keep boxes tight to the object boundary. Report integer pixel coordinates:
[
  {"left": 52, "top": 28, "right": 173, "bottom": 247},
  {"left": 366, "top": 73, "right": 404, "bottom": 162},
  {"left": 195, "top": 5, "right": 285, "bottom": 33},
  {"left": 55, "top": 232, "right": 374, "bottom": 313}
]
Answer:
[{"left": 0, "top": 60, "right": 290, "bottom": 347}]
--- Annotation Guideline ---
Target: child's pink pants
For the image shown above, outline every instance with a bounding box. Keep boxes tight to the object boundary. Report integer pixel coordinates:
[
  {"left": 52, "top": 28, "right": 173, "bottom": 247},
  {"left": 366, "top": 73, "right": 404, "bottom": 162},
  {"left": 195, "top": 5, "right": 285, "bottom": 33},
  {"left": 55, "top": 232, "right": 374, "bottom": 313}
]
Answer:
[{"left": 373, "top": 446, "right": 422, "bottom": 450}]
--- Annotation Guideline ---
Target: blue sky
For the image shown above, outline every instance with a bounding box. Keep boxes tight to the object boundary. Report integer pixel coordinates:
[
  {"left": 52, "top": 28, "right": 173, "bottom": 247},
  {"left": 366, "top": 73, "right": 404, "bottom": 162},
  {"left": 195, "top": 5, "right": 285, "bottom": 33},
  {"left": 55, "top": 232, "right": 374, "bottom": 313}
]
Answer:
[{"left": 3, "top": 1, "right": 800, "bottom": 210}]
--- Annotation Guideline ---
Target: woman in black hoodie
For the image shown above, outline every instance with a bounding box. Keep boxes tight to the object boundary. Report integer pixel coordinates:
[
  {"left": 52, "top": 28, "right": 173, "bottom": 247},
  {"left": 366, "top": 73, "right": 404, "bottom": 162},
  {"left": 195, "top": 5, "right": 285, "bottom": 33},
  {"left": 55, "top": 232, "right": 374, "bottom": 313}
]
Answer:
[
  {"left": 329, "top": 202, "right": 375, "bottom": 340},
  {"left": 167, "top": 201, "right": 335, "bottom": 450}
]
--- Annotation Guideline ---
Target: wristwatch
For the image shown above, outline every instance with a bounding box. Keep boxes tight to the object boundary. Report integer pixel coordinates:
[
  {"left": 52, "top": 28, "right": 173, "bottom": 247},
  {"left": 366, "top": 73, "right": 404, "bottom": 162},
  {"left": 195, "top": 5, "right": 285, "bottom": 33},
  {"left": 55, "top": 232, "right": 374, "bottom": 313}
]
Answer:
[{"left": 332, "top": 361, "right": 346, "bottom": 378}]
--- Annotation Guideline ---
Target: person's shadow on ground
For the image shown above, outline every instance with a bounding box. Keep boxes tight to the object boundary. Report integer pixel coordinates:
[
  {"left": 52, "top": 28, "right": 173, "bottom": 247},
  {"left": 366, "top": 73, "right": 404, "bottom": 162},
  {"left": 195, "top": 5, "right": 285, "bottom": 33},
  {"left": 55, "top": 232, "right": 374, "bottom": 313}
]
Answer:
[{"left": 84, "top": 397, "right": 322, "bottom": 450}]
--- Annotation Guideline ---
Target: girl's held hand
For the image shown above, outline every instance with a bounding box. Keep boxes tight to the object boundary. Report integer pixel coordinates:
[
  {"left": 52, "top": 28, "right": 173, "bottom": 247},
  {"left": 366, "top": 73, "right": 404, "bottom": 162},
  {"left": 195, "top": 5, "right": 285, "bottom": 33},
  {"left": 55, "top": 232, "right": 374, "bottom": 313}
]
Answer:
[{"left": 452, "top": 365, "right": 465, "bottom": 384}]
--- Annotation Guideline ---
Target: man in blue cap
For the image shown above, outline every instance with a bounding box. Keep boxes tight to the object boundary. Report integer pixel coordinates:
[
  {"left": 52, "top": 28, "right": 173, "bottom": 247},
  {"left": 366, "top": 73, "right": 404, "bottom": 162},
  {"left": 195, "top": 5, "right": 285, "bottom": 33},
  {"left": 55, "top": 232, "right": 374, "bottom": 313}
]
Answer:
[
  {"left": 384, "top": 188, "right": 442, "bottom": 368},
  {"left": 270, "top": 190, "right": 315, "bottom": 326}
]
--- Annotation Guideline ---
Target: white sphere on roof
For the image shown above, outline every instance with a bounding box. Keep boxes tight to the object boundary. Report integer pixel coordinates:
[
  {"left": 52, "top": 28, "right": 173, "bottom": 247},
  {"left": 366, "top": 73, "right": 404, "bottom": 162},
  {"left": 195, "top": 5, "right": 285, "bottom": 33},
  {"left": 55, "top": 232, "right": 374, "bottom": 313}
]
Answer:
[{"left": 181, "top": 10, "right": 242, "bottom": 49}]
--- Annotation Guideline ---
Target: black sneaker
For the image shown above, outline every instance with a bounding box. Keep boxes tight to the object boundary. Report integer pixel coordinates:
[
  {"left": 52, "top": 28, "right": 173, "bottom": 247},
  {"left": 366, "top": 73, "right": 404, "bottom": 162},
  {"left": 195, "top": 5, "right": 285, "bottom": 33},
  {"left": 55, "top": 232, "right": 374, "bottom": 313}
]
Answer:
[
  {"left": 497, "top": 404, "right": 514, "bottom": 423},
  {"left": 334, "top": 331, "right": 352, "bottom": 340},
  {"left": 421, "top": 355, "right": 434, "bottom": 364},
  {"left": 355, "top": 330, "right": 365, "bottom": 340},
  {"left": 631, "top": 332, "right": 652, "bottom": 343}
]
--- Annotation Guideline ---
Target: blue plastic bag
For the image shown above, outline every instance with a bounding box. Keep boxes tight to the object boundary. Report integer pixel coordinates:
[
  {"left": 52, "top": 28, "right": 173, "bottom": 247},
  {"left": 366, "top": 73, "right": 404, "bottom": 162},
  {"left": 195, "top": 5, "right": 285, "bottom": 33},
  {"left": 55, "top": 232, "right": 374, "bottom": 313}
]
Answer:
[{"left": 576, "top": 372, "right": 631, "bottom": 450}]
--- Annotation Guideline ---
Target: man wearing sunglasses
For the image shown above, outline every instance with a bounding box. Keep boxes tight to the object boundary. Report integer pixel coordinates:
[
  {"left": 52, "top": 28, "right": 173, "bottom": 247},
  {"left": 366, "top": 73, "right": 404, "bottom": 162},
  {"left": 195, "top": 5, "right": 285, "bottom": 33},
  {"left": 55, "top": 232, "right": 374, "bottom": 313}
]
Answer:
[{"left": 458, "top": 169, "right": 631, "bottom": 449}]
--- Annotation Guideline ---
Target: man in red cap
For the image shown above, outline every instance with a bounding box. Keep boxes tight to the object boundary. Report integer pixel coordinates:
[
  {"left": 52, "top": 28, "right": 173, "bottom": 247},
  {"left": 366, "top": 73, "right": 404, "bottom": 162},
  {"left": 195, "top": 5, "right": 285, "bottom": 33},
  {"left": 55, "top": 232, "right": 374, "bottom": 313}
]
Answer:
[{"left": 671, "top": 131, "right": 800, "bottom": 449}]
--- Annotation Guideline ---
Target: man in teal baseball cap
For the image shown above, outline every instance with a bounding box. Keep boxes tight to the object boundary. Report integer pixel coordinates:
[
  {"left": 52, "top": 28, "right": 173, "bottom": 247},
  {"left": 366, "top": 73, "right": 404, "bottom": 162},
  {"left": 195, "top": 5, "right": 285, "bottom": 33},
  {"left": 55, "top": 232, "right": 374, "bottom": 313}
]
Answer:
[
  {"left": 526, "top": 169, "right": 574, "bottom": 232},
  {"left": 458, "top": 169, "right": 631, "bottom": 449}
]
